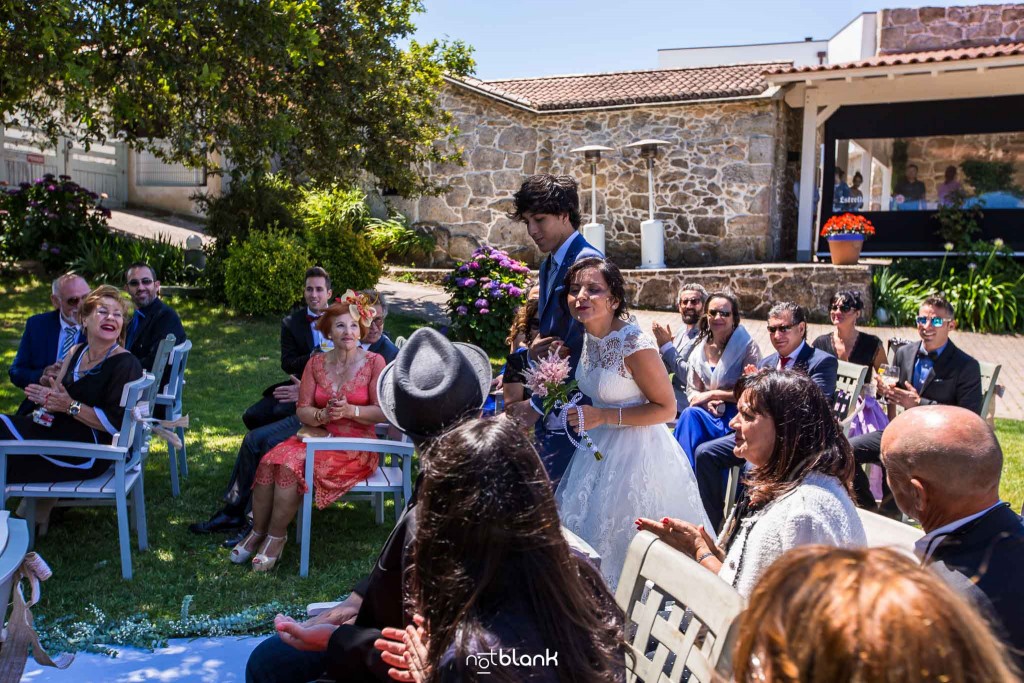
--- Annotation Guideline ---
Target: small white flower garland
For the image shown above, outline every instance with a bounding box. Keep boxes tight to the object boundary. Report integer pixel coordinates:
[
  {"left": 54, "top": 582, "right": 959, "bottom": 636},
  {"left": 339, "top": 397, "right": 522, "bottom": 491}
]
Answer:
[{"left": 556, "top": 392, "right": 603, "bottom": 461}]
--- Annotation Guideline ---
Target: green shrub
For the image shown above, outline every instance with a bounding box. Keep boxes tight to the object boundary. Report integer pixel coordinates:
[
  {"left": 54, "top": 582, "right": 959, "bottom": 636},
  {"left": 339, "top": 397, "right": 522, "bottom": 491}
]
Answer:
[
  {"left": 0, "top": 174, "right": 110, "bottom": 272},
  {"left": 300, "top": 186, "right": 381, "bottom": 290},
  {"left": 365, "top": 215, "right": 435, "bottom": 265},
  {"left": 224, "top": 228, "right": 310, "bottom": 315},
  {"left": 196, "top": 173, "right": 303, "bottom": 297},
  {"left": 872, "top": 266, "right": 930, "bottom": 326},
  {"left": 69, "top": 231, "right": 196, "bottom": 286},
  {"left": 443, "top": 246, "right": 530, "bottom": 354}
]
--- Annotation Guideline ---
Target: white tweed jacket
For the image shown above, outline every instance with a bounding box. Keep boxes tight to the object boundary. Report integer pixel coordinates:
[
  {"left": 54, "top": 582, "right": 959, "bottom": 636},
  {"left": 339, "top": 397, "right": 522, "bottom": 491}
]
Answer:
[{"left": 719, "top": 472, "right": 866, "bottom": 597}]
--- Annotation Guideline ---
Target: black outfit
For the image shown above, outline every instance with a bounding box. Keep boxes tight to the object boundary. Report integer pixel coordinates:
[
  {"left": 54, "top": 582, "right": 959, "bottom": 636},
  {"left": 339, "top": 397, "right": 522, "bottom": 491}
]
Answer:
[
  {"left": 0, "top": 346, "right": 143, "bottom": 483},
  {"left": 502, "top": 348, "right": 532, "bottom": 398},
  {"left": 850, "top": 340, "right": 982, "bottom": 513},
  {"left": 925, "top": 503, "right": 1024, "bottom": 670},
  {"left": 812, "top": 331, "right": 882, "bottom": 368},
  {"left": 242, "top": 308, "right": 318, "bottom": 431},
  {"left": 246, "top": 479, "right": 419, "bottom": 683},
  {"left": 894, "top": 179, "right": 926, "bottom": 202},
  {"left": 125, "top": 298, "right": 186, "bottom": 373}
]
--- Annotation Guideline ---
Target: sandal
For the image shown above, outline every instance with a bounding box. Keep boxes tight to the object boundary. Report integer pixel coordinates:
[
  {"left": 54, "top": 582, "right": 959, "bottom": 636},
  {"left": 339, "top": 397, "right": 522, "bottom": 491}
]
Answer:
[
  {"left": 252, "top": 535, "right": 287, "bottom": 572},
  {"left": 229, "top": 529, "right": 267, "bottom": 564}
]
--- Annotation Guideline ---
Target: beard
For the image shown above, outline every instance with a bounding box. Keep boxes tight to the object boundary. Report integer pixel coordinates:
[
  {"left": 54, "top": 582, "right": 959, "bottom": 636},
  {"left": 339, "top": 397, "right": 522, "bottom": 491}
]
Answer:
[{"left": 681, "top": 311, "right": 701, "bottom": 325}]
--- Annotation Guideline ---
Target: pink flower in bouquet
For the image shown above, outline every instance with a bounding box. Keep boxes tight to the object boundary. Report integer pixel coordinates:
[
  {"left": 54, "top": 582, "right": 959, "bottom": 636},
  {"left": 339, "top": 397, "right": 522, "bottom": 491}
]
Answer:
[{"left": 523, "top": 350, "right": 572, "bottom": 401}]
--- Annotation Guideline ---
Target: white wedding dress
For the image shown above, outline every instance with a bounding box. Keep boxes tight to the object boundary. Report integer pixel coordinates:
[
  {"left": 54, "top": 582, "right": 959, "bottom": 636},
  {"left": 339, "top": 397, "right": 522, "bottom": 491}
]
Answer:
[{"left": 555, "top": 323, "right": 713, "bottom": 589}]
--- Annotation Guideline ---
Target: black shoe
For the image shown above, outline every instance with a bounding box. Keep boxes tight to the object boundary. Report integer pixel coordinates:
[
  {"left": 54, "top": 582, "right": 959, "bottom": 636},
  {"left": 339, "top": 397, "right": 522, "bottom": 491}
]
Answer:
[
  {"left": 189, "top": 510, "right": 246, "bottom": 535},
  {"left": 223, "top": 520, "right": 254, "bottom": 548}
]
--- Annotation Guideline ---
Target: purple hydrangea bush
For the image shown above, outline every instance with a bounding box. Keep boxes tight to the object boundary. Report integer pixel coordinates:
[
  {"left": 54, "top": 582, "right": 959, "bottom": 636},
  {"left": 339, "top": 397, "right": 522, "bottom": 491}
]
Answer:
[{"left": 443, "top": 245, "right": 531, "bottom": 352}]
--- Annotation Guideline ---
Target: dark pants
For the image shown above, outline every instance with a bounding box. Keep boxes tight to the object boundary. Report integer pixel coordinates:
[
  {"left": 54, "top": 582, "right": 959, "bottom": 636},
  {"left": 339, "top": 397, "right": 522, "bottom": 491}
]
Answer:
[
  {"left": 693, "top": 433, "right": 743, "bottom": 533},
  {"left": 537, "top": 428, "right": 577, "bottom": 488},
  {"left": 222, "top": 415, "right": 300, "bottom": 516},
  {"left": 0, "top": 420, "right": 112, "bottom": 483},
  {"left": 243, "top": 396, "right": 297, "bottom": 432},
  {"left": 246, "top": 635, "right": 327, "bottom": 683},
  {"left": 849, "top": 430, "right": 900, "bottom": 516}
]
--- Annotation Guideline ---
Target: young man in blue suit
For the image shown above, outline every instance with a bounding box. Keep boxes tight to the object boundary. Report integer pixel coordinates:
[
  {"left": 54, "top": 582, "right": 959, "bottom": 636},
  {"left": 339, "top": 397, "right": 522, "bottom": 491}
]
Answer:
[
  {"left": 692, "top": 301, "right": 838, "bottom": 531},
  {"left": 8, "top": 273, "right": 89, "bottom": 415},
  {"left": 503, "top": 174, "right": 602, "bottom": 485}
]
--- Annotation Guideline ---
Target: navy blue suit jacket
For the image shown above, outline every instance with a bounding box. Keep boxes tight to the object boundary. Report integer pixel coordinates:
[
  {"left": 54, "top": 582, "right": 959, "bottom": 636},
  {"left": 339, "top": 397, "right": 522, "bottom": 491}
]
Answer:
[
  {"left": 9, "top": 310, "right": 65, "bottom": 389},
  {"left": 759, "top": 342, "right": 839, "bottom": 399},
  {"left": 928, "top": 503, "right": 1024, "bottom": 669},
  {"left": 531, "top": 233, "right": 603, "bottom": 415}
]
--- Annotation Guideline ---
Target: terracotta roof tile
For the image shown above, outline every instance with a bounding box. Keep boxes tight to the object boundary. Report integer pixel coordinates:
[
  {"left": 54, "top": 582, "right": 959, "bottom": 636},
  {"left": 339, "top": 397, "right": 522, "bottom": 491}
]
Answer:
[
  {"left": 766, "top": 41, "right": 1024, "bottom": 76},
  {"left": 451, "top": 63, "right": 789, "bottom": 112}
]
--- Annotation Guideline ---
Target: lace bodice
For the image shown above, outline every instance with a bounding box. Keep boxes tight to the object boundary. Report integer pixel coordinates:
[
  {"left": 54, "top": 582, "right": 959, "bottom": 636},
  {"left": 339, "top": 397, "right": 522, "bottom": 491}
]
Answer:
[{"left": 576, "top": 323, "right": 657, "bottom": 409}]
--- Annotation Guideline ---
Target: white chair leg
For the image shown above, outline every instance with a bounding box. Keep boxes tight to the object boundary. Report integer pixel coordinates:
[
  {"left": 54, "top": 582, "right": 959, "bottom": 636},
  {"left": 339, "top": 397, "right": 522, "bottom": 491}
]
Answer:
[
  {"left": 299, "top": 489, "right": 313, "bottom": 578},
  {"left": 133, "top": 473, "right": 148, "bottom": 551},
  {"left": 168, "top": 446, "right": 180, "bottom": 498},
  {"left": 115, "top": 488, "right": 133, "bottom": 580},
  {"left": 176, "top": 426, "right": 188, "bottom": 478}
]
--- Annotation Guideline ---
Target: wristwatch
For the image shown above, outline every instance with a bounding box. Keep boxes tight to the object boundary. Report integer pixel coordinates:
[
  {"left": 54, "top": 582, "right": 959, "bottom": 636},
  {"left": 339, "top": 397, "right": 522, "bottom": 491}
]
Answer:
[{"left": 68, "top": 401, "right": 82, "bottom": 416}]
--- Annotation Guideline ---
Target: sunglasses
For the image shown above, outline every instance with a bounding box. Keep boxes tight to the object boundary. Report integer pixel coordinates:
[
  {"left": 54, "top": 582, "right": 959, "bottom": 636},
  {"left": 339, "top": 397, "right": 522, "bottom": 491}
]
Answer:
[
  {"left": 679, "top": 297, "right": 703, "bottom": 306},
  {"left": 127, "top": 278, "right": 154, "bottom": 287},
  {"left": 369, "top": 317, "right": 386, "bottom": 328},
  {"left": 707, "top": 309, "right": 732, "bottom": 319},
  {"left": 916, "top": 316, "right": 951, "bottom": 327},
  {"left": 767, "top": 323, "right": 796, "bottom": 334},
  {"left": 65, "top": 296, "right": 81, "bottom": 306},
  {"left": 829, "top": 304, "right": 853, "bottom": 313}
]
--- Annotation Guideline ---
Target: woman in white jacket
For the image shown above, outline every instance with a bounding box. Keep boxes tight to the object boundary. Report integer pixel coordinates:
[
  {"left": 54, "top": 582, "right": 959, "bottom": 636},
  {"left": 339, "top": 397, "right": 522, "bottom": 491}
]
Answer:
[{"left": 639, "top": 368, "right": 866, "bottom": 597}]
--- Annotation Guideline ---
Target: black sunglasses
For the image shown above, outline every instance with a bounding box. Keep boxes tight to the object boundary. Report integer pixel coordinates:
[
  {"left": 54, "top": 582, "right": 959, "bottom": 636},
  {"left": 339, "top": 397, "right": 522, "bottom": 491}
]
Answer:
[
  {"left": 128, "top": 278, "right": 154, "bottom": 287},
  {"left": 830, "top": 304, "right": 853, "bottom": 313},
  {"left": 767, "top": 323, "right": 796, "bottom": 334},
  {"left": 65, "top": 296, "right": 81, "bottom": 306}
]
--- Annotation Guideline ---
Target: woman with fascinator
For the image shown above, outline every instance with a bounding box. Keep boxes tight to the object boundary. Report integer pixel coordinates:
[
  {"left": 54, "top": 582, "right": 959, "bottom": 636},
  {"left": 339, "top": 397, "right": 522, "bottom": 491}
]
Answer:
[{"left": 229, "top": 290, "right": 387, "bottom": 571}]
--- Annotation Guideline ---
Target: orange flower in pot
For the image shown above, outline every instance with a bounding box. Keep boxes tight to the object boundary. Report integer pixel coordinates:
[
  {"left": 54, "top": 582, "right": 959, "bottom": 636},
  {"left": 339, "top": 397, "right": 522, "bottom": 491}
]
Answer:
[{"left": 820, "top": 213, "right": 875, "bottom": 265}]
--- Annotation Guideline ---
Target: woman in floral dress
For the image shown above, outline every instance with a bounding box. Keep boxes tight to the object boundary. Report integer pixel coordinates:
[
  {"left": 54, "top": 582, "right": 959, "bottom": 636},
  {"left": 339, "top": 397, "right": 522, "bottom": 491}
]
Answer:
[{"left": 229, "top": 291, "right": 386, "bottom": 571}]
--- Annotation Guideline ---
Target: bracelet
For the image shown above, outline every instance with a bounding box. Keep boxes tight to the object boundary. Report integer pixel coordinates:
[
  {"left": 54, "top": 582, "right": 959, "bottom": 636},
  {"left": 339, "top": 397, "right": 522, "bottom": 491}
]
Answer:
[
  {"left": 695, "top": 551, "right": 716, "bottom": 565},
  {"left": 617, "top": 407, "right": 623, "bottom": 426},
  {"left": 354, "top": 406, "right": 360, "bottom": 418},
  {"left": 315, "top": 409, "right": 325, "bottom": 424}
]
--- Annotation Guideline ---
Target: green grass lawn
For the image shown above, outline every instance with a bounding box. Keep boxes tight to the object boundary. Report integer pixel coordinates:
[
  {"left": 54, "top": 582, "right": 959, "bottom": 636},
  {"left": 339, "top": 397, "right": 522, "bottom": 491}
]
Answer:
[
  {"left": 1, "top": 275, "right": 1023, "bottom": 644},
  {"left": 0, "top": 276, "right": 435, "bottom": 639}
]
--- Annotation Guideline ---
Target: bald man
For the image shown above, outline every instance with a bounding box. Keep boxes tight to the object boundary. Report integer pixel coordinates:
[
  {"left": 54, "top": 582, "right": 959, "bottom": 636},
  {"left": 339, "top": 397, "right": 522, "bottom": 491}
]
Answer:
[{"left": 881, "top": 406, "right": 1023, "bottom": 668}]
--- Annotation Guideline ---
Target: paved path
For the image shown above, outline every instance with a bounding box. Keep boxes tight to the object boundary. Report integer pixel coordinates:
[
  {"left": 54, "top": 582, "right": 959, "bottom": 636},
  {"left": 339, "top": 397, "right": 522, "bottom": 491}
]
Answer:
[
  {"left": 107, "top": 209, "right": 212, "bottom": 247},
  {"left": 378, "top": 278, "right": 1024, "bottom": 421}
]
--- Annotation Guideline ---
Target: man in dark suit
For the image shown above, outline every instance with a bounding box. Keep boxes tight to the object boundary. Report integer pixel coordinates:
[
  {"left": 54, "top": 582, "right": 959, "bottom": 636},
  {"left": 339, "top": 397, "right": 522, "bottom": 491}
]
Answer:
[
  {"left": 502, "top": 175, "right": 602, "bottom": 485},
  {"left": 124, "top": 262, "right": 187, "bottom": 374},
  {"left": 358, "top": 289, "right": 400, "bottom": 365},
  {"left": 851, "top": 295, "right": 982, "bottom": 514},
  {"left": 8, "top": 273, "right": 90, "bottom": 415},
  {"left": 881, "top": 406, "right": 1023, "bottom": 669},
  {"left": 693, "top": 302, "right": 839, "bottom": 531},
  {"left": 244, "top": 328, "right": 491, "bottom": 683},
  {"left": 241, "top": 267, "right": 335, "bottom": 431}
]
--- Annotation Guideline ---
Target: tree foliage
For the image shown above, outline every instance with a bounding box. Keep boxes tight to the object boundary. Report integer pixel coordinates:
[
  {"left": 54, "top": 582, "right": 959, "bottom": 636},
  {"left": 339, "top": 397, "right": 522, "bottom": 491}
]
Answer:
[{"left": 1, "top": 0, "right": 474, "bottom": 195}]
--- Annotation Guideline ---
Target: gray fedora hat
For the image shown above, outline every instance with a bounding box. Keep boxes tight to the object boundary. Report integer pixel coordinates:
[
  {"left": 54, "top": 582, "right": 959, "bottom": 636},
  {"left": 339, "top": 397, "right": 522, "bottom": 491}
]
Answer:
[{"left": 377, "top": 328, "right": 492, "bottom": 440}]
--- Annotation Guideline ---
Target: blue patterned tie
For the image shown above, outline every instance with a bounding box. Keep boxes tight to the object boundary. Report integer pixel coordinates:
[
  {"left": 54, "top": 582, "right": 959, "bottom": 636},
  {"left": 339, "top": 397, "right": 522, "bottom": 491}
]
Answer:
[
  {"left": 59, "top": 326, "right": 76, "bottom": 361},
  {"left": 544, "top": 257, "right": 558, "bottom": 305}
]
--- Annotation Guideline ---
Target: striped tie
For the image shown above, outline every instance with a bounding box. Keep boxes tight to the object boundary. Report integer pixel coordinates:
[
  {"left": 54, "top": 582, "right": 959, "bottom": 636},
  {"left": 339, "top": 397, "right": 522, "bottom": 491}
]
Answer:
[{"left": 59, "top": 326, "right": 76, "bottom": 361}]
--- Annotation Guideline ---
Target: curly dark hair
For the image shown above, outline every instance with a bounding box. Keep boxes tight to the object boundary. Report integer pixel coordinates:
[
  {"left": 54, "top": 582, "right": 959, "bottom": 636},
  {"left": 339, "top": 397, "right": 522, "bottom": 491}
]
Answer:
[
  {"left": 506, "top": 297, "right": 540, "bottom": 349},
  {"left": 562, "top": 257, "right": 629, "bottom": 320},
  {"left": 734, "top": 369, "right": 856, "bottom": 507},
  {"left": 411, "top": 417, "right": 624, "bottom": 683},
  {"left": 508, "top": 174, "right": 582, "bottom": 230}
]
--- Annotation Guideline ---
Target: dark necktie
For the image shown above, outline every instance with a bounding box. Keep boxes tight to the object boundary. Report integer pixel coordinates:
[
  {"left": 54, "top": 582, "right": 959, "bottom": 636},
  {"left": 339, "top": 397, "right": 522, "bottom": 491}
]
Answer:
[
  {"left": 544, "top": 257, "right": 558, "bottom": 305},
  {"left": 916, "top": 350, "right": 938, "bottom": 361},
  {"left": 306, "top": 313, "right": 322, "bottom": 324},
  {"left": 779, "top": 356, "right": 791, "bottom": 369}
]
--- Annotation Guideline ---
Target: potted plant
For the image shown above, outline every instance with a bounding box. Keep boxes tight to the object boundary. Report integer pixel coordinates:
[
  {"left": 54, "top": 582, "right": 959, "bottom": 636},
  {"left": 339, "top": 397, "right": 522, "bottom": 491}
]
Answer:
[{"left": 821, "top": 213, "right": 875, "bottom": 265}]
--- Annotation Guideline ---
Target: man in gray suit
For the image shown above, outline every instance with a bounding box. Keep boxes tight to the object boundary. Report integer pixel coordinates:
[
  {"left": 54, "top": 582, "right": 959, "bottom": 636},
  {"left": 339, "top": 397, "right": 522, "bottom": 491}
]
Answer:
[{"left": 652, "top": 283, "right": 707, "bottom": 415}]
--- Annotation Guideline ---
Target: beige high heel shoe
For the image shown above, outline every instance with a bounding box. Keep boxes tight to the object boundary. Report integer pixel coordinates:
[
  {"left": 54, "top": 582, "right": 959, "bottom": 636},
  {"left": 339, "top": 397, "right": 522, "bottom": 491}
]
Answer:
[
  {"left": 251, "top": 535, "right": 286, "bottom": 572},
  {"left": 229, "top": 529, "right": 266, "bottom": 564}
]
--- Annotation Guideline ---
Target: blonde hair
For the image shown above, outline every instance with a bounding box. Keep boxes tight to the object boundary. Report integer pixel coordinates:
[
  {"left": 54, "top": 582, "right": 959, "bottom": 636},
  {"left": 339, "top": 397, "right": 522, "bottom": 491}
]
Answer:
[
  {"left": 733, "top": 545, "right": 1019, "bottom": 683},
  {"left": 80, "top": 285, "right": 135, "bottom": 345}
]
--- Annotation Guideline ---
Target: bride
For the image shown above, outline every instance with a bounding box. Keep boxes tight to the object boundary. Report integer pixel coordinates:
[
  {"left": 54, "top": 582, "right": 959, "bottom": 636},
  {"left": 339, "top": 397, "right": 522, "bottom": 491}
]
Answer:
[{"left": 555, "top": 257, "right": 713, "bottom": 589}]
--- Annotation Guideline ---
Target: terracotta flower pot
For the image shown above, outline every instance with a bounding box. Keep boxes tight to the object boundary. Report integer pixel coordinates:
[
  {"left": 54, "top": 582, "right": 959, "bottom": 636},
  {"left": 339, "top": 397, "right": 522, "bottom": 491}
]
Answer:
[{"left": 827, "top": 234, "right": 865, "bottom": 265}]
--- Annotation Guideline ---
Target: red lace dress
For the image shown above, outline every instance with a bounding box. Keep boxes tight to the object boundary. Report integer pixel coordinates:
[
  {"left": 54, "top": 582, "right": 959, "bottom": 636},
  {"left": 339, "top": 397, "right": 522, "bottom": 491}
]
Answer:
[{"left": 254, "top": 351, "right": 386, "bottom": 508}]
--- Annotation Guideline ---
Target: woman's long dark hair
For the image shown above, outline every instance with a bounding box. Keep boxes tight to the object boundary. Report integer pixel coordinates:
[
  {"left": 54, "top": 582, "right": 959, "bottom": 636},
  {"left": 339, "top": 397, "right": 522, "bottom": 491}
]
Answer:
[
  {"left": 411, "top": 417, "right": 623, "bottom": 683},
  {"left": 562, "top": 256, "right": 630, "bottom": 320},
  {"left": 696, "top": 291, "right": 741, "bottom": 345},
  {"left": 735, "top": 369, "right": 856, "bottom": 507}
]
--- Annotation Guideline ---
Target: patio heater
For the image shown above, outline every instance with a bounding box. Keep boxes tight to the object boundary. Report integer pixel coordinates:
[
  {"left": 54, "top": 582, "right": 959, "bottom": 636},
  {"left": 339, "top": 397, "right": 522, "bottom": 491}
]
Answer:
[
  {"left": 625, "top": 139, "right": 669, "bottom": 269},
  {"left": 570, "top": 144, "right": 614, "bottom": 255}
]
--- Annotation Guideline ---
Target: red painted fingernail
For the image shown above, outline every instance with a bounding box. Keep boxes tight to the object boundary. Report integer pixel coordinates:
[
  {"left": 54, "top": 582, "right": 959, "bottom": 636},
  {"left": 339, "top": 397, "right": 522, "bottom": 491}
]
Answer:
[{"left": 661, "top": 517, "right": 670, "bottom": 523}]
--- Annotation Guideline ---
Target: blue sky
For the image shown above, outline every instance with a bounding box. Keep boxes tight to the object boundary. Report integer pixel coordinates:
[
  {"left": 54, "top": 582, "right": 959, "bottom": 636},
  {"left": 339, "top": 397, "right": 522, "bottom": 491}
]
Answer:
[{"left": 413, "top": 0, "right": 972, "bottom": 80}]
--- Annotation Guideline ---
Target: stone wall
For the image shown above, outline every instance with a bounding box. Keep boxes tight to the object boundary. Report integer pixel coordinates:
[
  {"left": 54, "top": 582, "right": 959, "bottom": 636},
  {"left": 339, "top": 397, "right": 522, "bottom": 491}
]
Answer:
[
  {"left": 393, "top": 86, "right": 788, "bottom": 268},
  {"left": 904, "top": 132, "right": 1024, "bottom": 198},
  {"left": 389, "top": 263, "right": 873, "bottom": 322},
  {"left": 878, "top": 4, "right": 1024, "bottom": 54}
]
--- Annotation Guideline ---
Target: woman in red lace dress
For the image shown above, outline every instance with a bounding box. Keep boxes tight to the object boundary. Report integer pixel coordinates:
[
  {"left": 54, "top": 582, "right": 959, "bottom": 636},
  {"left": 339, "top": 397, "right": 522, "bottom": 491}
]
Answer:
[{"left": 230, "top": 291, "right": 386, "bottom": 571}]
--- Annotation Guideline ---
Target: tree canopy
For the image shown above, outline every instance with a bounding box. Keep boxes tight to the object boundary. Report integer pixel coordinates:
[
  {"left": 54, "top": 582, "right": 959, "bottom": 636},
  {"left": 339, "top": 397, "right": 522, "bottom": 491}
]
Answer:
[{"left": 1, "top": 0, "right": 474, "bottom": 195}]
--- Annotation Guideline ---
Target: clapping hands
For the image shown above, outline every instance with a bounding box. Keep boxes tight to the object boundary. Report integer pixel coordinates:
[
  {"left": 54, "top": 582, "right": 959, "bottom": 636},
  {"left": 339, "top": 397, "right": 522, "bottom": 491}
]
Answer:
[{"left": 374, "top": 614, "right": 431, "bottom": 683}]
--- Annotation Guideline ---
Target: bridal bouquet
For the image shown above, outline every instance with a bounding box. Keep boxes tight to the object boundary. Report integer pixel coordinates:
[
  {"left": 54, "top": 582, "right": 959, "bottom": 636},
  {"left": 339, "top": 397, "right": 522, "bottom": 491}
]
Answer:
[{"left": 523, "top": 350, "right": 603, "bottom": 461}]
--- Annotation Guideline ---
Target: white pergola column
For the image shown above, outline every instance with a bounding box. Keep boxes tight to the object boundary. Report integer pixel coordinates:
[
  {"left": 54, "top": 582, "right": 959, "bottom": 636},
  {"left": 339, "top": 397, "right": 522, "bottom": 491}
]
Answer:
[{"left": 796, "top": 87, "right": 819, "bottom": 262}]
